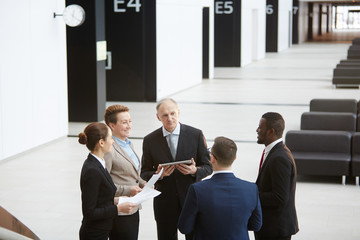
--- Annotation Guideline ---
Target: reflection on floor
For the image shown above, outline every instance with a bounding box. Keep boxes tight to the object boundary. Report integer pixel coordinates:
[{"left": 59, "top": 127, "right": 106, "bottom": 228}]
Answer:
[
  {"left": 311, "top": 28, "right": 360, "bottom": 42},
  {"left": 1, "top": 42, "right": 360, "bottom": 240}
]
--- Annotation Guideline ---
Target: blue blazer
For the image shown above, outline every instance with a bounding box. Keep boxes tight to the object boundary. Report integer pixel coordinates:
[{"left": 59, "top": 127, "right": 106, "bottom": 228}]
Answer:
[{"left": 178, "top": 173, "right": 262, "bottom": 240}]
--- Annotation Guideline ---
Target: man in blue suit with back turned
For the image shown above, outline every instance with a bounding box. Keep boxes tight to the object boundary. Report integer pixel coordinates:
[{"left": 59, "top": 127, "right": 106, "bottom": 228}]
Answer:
[{"left": 178, "top": 136, "right": 262, "bottom": 240}]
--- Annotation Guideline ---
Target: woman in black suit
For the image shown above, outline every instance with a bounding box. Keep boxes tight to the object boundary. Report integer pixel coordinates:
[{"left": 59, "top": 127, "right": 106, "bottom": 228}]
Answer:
[{"left": 78, "top": 122, "right": 136, "bottom": 240}]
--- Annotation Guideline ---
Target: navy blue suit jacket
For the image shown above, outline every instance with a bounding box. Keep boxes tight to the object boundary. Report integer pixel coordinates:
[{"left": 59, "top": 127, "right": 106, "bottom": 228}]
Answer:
[{"left": 178, "top": 173, "right": 262, "bottom": 240}]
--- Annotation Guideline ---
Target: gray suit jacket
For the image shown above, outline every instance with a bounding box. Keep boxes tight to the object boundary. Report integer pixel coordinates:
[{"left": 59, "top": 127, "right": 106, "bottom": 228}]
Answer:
[{"left": 104, "top": 140, "right": 146, "bottom": 215}]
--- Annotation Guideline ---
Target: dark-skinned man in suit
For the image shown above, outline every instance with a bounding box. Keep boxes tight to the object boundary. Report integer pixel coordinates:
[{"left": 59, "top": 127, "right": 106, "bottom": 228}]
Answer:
[{"left": 255, "top": 112, "right": 299, "bottom": 240}]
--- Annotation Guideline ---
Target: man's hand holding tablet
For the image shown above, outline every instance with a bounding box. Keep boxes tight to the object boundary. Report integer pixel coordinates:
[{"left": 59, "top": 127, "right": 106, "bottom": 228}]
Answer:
[
  {"left": 160, "top": 159, "right": 192, "bottom": 166},
  {"left": 176, "top": 158, "right": 197, "bottom": 175},
  {"left": 155, "top": 163, "right": 175, "bottom": 178},
  {"left": 155, "top": 159, "right": 195, "bottom": 178}
]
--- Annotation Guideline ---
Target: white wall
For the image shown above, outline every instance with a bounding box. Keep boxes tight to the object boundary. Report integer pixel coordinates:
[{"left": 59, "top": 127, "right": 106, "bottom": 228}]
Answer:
[
  {"left": 241, "top": 0, "right": 266, "bottom": 66},
  {"left": 328, "top": 5, "right": 333, "bottom": 31},
  {"left": 321, "top": 5, "right": 327, "bottom": 34},
  {"left": 278, "top": 0, "right": 293, "bottom": 51},
  {"left": 0, "top": 0, "right": 68, "bottom": 160},
  {"left": 320, "top": 4, "right": 331, "bottom": 34},
  {"left": 298, "top": 2, "right": 308, "bottom": 43},
  {"left": 156, "top": 0, "right": 214, "bottom": 100},
  {"left": 312, "top": 3, "right": 320, "bottom": 39}
]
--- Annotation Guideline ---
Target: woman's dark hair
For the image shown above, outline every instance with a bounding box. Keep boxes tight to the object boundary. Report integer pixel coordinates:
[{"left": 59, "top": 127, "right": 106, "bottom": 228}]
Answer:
[{"left": 78, "top": 122, "right": 109, "bottom": 151}]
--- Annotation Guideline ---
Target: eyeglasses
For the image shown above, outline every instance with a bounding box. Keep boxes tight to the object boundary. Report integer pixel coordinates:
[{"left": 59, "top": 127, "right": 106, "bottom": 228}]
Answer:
[{"left": 207, "top": 147, "right": 217, "bottom": 159}]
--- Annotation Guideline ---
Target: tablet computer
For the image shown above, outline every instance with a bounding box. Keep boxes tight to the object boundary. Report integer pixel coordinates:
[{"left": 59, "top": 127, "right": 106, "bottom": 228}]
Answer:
[{"left": 160, "top": 159, "right": 192, "bottom": 166}]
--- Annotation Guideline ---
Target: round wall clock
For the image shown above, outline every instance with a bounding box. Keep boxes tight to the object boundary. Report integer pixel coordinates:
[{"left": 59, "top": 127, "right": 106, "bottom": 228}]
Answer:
[{"left": 62, "top": 4, "right": 86, "bottom": 27}]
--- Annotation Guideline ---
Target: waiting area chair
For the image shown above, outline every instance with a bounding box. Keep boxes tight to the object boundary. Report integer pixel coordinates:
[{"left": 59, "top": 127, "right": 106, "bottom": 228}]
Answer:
[{"left": 285, "top": 98, "right": 360, "bottom": 185}]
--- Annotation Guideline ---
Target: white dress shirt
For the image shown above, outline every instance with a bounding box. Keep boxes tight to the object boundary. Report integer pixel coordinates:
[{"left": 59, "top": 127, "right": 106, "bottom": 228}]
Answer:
[
  {"left": 262, "top": 138, "right": 283, "bottom": 167},
  {"left": 90, "top": 153, "right": 106, "bottom": 169}
]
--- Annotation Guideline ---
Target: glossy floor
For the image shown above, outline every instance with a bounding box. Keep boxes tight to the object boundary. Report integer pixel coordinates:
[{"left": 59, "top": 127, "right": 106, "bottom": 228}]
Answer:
[{"left": 1, "top": 41, "right": 360, "bottom": 240}]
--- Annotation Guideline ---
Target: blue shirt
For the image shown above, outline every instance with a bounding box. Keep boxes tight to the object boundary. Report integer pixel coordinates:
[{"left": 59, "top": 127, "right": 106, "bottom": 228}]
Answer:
[{"left": 113, "top": 136, "right": 140, "bottom": 170}]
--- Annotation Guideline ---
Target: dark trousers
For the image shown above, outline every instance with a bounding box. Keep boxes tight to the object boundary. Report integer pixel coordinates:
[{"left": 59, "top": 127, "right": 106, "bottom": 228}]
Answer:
[
  {"left": 254, "top": 233, "right": 291, "bottom": 240},
  {"left": 79, "top": 225, "right": 109, "bottom": 240},
  {"left": 156, "top": 219, "right": 193, "bottom": 240},
  {"left": 109, "top": 211, "right": 139, "bottom": 240},
  {"left": 155, "top": 194, "right": 193, "bottom": 240}
]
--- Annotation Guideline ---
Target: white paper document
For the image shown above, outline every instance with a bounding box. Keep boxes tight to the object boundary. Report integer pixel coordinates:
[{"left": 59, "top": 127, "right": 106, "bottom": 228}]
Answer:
[
  {"left": 118, "top": 168, "right": 163, "bottom": 205},
  {"left": 118, "top": 188, "right": 161, "bottom": 205},
  {"left": 144, "top": 167, "right": 163, "bottom": 189}
]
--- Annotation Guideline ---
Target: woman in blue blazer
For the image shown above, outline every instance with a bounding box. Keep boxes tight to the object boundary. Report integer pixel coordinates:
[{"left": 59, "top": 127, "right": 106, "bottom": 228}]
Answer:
[{"left": 78, "top": 122, "right": 136, "bottom": 240}]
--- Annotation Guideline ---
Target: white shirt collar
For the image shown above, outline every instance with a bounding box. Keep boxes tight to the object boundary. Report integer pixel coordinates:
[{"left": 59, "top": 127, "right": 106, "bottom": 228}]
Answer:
[
  {"left": 213, "top": 170, "right": 233, "bottom": 175},
  {"left": 265, "top": 138, "right": 283, "bottom": 155},
  {"left": 90, "top": 153, "right": 106, "bottom": 169},
  {"left": 201, "top": 170, "right": 234, "bottom": 181},
  {"left": 162, "top": 122, "right": 181, "bottom": 137}
]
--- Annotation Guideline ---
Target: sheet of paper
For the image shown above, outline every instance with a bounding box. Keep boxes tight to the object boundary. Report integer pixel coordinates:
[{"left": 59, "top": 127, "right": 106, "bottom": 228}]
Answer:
[
  {"left": 144, "top": 167, "right": 163, "bottom": 189},
  {"left": 117, "top": 169, "right": 163, "bottom": 205},
  {"left": 118, "top": 188, "right": 161, "bottom": 205}
]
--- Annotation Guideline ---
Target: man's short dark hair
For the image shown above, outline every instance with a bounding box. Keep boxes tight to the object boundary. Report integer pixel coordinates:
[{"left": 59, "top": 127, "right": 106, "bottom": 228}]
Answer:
[
  {"left": 262, "top": 112, "right": 285, "bottom": 138},
  {"left": 211, "top": 137, "right": 237, "bottom": 167}
]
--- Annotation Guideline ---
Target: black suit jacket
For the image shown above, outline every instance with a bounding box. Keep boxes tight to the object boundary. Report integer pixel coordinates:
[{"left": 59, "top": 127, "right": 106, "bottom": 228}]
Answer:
[
  {"left": 80, "top": 153, "right": 118, "bottom": 231},
  {"left": 141, "top": 124, "right": 212, "bottom": 221},
  {"left": 256, "top": 142, "right": 299, "bottom": 238}
]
